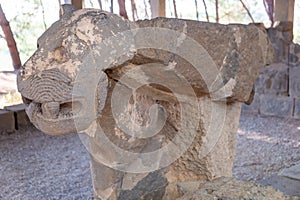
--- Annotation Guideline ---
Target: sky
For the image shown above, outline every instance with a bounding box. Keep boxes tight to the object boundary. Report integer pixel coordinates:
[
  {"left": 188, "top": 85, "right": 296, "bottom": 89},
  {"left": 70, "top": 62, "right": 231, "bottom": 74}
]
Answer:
[{"left": 0, "top": 0, "right": 299, "bottom": 71}]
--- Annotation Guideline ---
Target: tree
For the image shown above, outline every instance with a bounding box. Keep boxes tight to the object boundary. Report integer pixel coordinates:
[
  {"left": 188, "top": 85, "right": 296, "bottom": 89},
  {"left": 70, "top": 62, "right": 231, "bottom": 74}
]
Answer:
[
  {"left": 239, "top": 0, "right": 254, "bottom": 23},
  {"left": 202, "top": 0, "right": 209, "bottom": 22},
  {"left": 118, "top": 0, "right": 128, "bottom": 19},
  {"left": 173, "top": 0, "right": 178, "bottom": 18},
  {"left": 263, "top": 0, "right": 274, "bottom": 26},
  {"left": 98, "top": 0, "right": 103, "bottom": 10},
  {"left": 130, "top": 0, "right": 138, "bottom": 21},
  {"left": 215, "top": 0, "right": 219, "bottom": 23},
  {"left": 0, "top": 4, "right": 21, "bottom": 70}
]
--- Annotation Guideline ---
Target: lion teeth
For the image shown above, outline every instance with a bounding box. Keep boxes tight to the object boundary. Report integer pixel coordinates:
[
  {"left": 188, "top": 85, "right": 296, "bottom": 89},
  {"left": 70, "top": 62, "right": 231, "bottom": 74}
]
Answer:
[{"left": 42, "top": 102, "right": 60, "bottom": 119}]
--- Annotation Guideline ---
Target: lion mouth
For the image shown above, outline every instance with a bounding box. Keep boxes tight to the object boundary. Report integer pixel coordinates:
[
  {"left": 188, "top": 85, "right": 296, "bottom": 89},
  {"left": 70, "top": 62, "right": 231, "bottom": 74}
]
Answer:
[{"left": 22, "top": 96, "right": 82, "bottom": 121}]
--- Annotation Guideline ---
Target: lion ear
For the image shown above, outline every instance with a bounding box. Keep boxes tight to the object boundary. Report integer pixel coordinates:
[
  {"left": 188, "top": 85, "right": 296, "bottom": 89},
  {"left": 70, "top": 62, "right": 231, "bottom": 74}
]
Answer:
[{"left": 59, "top": 4, "right": 77, "bottom": 19}]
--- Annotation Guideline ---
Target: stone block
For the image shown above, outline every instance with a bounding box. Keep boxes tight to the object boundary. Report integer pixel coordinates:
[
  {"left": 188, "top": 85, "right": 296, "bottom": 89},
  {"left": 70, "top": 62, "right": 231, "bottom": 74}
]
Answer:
[
  {"left": 0, "top": 110, "right": 15, "bottom": 131},
  {"left": 4, "top": 103, "right": 25, "bottom": 112},
  {"left": 290, "top": 43, "right": 300, "bottom": 65},
  {"left": 289, "top": 66, "right": 300, "bottom": 97},
  {"left": 259, "top": 95, "right": 293, "bottom": 117},
  {"left": 293, "top": 98, "right": 300, "bottom": 119},
  {"left": 256, "top": 63, "right": 288, "bottom": 95},
  {"left": 4, "top": 104, "right": 31, "bottom": 127}
]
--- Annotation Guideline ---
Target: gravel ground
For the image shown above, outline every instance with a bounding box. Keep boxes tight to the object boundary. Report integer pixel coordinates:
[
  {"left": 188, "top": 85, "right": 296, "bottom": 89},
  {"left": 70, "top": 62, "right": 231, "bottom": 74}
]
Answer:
[
  {"left": 0, "top": 112, "right": 299, "bottom": 199},
  {"left": 233, "top": 112, "right": 300, "bottom": 182},
  {"left": 0, "top": 126, "right": 93, "bottom": 199}
]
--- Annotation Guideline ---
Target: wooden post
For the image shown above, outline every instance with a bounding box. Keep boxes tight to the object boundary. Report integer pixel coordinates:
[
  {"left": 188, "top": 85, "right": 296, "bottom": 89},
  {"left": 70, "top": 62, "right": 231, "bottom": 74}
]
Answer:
[
  {"left": 150, "top": 0, "right": 165, "bottom": 18},
  {"left": 71, "top": 0, "right": 84, "bottom": 9},
  {"left": 274, "top": 0, "right": 295, "bottom": 23},
  {"left": 0, "top": 4, "right": 21, "bottom": 70}
]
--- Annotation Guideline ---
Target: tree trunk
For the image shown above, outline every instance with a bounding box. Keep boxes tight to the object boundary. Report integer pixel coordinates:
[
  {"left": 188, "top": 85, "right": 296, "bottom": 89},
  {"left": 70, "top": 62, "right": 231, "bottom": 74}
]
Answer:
[
  {"left": 173, "top": 0, "right": 178, "bottom": 18},
  {"left": 263, "top": 0, "right": 274, "bottom": 26},
  {"left": 39, "top": 0, "right": 47, "bottom": 29},
  {"left": 239, "top": 0, "right": 254, "bottom": 23},
  {"left": 98, "top": 0, "right": 103, "bottom": 10},
  {"left": 143, "top": 0, "right": 149, "bottom": 18},
  {"left": 58, "top": 0, "right": 63, "bottom": 17},
  {"left": 0, "top": 4, "right": 21, "bottom": 70},
  {"left": 118, "top": 0, "right": 128, "bottom": 19},
  {"left": 131, "top": 0, "right": 138, "bottom": 21},
  {"left": 202, "top": 0, "right": 209, "bottom": 22},
  {"left": 215, "top": 0, "right": 219, "bottom": 23},
  {"left": 194, "top": 0, "right": 199, "bottom": 20},
  {"left": 110, "top": 0, "right": 113, "bottom": 13}
]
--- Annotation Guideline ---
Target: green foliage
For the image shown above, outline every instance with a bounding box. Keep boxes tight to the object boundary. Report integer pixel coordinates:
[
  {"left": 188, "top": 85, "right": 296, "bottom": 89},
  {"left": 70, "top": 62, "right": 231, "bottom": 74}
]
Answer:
[
  {"left": 0, "top": 0, "right": 48, "bottom": 67},
  {"left": 10, "top": 0, "right": 46, "bottom": 59}
]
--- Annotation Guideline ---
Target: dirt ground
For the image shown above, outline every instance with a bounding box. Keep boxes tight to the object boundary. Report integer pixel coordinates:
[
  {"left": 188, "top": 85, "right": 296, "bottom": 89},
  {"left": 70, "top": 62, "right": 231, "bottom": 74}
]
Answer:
[{"left": 0, "top": 112, "right": 299, "bottom": 199}]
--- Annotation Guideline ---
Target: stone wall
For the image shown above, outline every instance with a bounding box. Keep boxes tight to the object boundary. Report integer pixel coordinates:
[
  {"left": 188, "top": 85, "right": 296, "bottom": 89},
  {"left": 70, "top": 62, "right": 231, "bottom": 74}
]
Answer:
[{"left": 243, "top": 22, "right": 300, "bottom": 118}]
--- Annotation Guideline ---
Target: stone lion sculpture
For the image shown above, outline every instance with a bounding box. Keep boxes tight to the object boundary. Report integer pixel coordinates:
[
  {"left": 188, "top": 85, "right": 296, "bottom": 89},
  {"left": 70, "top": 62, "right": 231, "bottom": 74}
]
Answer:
[{"left": 17, "top": 6, "right": 274, "bottom": 200}]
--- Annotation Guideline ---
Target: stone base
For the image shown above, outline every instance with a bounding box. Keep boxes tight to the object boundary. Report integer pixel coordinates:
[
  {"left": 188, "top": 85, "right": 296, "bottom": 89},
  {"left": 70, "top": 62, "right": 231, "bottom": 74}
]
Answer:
[
  {"left": 89, "top": 95, "right": 242, "bottom": 199},
  {"left": 242, "top": 95, "right": 300, "bottom": 119},
  {"left": 260, "top": 95, "right": 293, "bottom": 117},
  {"left": 0, "top": 104, "right": 31, "bottom": 132},
  {"left": 0, "top": 109, "right": 15, "bottom": 131}
]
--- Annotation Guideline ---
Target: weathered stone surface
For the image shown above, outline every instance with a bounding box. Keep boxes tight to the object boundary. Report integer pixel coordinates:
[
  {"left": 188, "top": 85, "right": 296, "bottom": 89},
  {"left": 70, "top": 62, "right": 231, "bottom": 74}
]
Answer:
[
  {"left": 267, "top": 22, "right": 293, "bottom": 63},
  {"left": 260, "top": 94, "right": 293, "bottom": 117},
  {"left": 136, "top": 18, "right": 273, "bottom": 103},
  {"left": 294, "top": 98, "right": 300, "bottom": 119},
  {"left": 177, "top": 177, "right": 298, "bottom": 200},
  {"left": 256, "top": 63, "right": 289, "bottom": 95},
  {"left": 245, "top": 24, "right": 300, "bottom": 119},
  {"left": 17, "top": 9, "right": 273, "bottom": 134},
  {"left": 290, "top": 66, "right": 300, "bottom": 98},
  {"left": 16, "top": 9, "right": 272, "bottom": 199},
  {"left": 291, "top": 43, "right": 300, "bottom": 65}
]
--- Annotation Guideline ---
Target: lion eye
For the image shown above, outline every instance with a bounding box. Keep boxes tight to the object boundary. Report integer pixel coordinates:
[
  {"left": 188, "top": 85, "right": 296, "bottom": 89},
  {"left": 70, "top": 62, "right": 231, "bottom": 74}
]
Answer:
[{"left": 53, "top": 46, "right": 66, "bottom": 62}]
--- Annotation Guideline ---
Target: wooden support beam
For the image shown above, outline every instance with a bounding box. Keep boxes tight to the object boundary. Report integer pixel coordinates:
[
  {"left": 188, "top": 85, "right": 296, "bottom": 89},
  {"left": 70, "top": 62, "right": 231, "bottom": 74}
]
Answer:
[
  {"left": 274, "top": 0, "right": 295, "bottom": 22},
  {"left": 150, "top": 0, "right": 165, "bottom": 18},
  {"left": 71, "top": 0, "right": 83, "bottom": 9}
]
